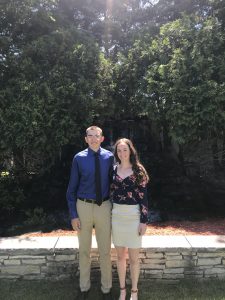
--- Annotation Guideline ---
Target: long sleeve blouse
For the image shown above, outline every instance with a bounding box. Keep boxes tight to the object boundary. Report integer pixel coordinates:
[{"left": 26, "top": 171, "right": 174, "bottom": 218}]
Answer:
[{"left": 110, "top": 167, "right": 149, "bottom": 224}]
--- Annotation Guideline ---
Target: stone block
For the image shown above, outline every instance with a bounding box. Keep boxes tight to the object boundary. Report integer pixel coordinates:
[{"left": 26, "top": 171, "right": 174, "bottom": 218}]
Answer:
[
  {"left": 0, "top": 251, "right": 10, "bottom": 256},
  {"left": 198, "top": 253, "right": 222, "bottom": 258},
  {"left": 182, "top": 251, "right": 194, "bottom": 255},
  {"left": 198, "top": 266, "right": 214, "bottom": 270},
  {"left": 144, "top": 273, "right": 163, "bottom": 279},
  {"left": 138, "top": 253, "right": 146, "bottom": 258},
  {"left": 12, "top": 255, "right": 46, "bottom": 259},
  {"left": 166, "top": 255, "right": 182, "bottom": 260},
  {"left": 46, "top": 255, "right": 76, "bottom": 262},
  {"left": 163, "top": 268, "right": 184, "bottom": 274},
  {"left": 197, "top": 257, "right": 221, "bottom": 266},
  {"left": 1, "top": 265, "right": 40, "bottom": 275},
  {"left": 0, "top": 274, "right": 21, "bottom": 279},
  {"left": 204, "top": 274, "right": 217, "bottom": 278},
  {"left": 145, "top": 252, "right": 164, "bottom": 259},
  {"left": 40, "top": 266, "right": 48, "bottom": 273},
  {"left": 4, "top": 249, "right": 49, "bottom": 256},
  {"left": 183, "top": 255, "right": 197, "bottom": 261},
  {"left": 46, "top": 261, "right": 76, "bottom": 267},
  {"left": 143, "top": 258, "right": 166, "bottom": 264},
  {"left": 184, "top": 274, "right": 203, "bottom": 279},
  {"left": 140, "top": 263, "right": 165, "bottom": 270},
  {"left": 144, "top": 269, "right": 163, "bottom": 275},
  {"left": 184, "top": 270, "right": 203, "bottom": 275},
  {"left": 22, "top": 259, "right": 46, "bottom": 265},
  {"left": 163, "top": 273, "right": 184, "bottom": 279},
  {"left": 54, "top": 249, "right": 78, "bottom": 255},
  {"left": 204, "top": 267, "right": 225, "bottom": 275},
  {"left": 4, "top": 260, "right": 21, "bottom": 265},
  {"left": 23, "top": 274, "right": 46, "bottom": 280},
  {"left": 166, "top": 252, "right": 181, "bottom": 256},
  {"left": 166, "top": 260, "right": 194, "bottom": 268}
]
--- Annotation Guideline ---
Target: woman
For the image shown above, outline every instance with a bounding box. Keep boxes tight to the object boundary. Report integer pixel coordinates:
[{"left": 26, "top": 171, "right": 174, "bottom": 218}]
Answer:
[{"left": 111, "top": 138, "right": 149, "bottom": 300}]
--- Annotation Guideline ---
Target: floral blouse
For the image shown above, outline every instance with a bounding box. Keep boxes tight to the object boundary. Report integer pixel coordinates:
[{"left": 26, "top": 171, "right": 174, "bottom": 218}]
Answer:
[{"left": 110, "top": 166, "right": 148, "bottom": 224}]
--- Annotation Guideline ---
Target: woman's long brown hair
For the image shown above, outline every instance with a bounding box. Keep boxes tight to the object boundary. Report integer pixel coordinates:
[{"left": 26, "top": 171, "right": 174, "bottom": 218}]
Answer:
[{"left": 114, "top": 138, "right": 149, "bottom": 185}]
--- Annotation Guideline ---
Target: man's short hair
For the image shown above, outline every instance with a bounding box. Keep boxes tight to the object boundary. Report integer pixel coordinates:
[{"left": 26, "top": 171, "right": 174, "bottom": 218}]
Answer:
[{"left": 86, "top": 126, "right": 103, "bottom": 136}]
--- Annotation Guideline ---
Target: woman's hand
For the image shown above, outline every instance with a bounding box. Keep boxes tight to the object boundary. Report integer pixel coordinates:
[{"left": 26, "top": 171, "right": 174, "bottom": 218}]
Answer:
[{"left": 138, "top": 223, "right": 147, "bottom": 236}]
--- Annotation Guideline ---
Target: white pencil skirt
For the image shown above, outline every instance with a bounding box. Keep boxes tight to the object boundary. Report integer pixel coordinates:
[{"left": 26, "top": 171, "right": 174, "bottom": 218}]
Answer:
[{"left": 112, "top": 203, "right": 141, "bottom": 248}]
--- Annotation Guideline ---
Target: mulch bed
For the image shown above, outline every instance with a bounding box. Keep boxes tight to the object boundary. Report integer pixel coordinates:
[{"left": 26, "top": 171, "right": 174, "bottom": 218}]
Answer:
[{"left": 21, "top": 218, "right": 225, "bottom": 237}]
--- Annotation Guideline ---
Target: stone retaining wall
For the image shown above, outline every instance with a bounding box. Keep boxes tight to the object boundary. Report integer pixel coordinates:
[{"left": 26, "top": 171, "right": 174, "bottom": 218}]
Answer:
[{"left": 1, "top": 248, "right": 225, "bottom": 282}]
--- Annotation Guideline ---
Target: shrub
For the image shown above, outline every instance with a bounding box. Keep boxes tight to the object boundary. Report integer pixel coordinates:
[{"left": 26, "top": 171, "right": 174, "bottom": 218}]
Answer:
[{"left": 0, "top": 176, "right": 25, "bottom": 221}]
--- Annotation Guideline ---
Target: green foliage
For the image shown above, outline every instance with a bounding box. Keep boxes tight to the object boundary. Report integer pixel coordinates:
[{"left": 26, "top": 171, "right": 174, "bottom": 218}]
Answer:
[
  {"left": 1, "top": 0, "right": 225, "bottom": 219},
  {"left": 0, "top": 177, "right": 25, "bottom": 220},
  {"left": 24, "top": 207, "right": 48, "bottom": 226},
  {"left": 0, "top": 1, "right": 101, "bottom": 175},
  {"left": 138, "top": 15, "right": 225, "bottom": 146}
]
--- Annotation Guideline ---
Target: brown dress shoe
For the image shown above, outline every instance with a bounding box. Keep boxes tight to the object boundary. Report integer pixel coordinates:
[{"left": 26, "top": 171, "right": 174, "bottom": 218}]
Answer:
[{"left": 75, "top": 289, "right": 89, "bottom": 300}]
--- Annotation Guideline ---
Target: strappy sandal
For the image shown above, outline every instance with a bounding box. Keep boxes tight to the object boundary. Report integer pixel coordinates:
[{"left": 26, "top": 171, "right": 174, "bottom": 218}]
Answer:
[
  {"left": 119, "top": 286, "right": 126, "bottom": 300},
  {"left": 130, "top": 289, "right": 138, "bottom": 300}
]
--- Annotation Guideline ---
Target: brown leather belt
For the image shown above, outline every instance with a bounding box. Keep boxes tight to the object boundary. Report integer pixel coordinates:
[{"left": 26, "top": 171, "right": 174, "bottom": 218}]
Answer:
[{"left": 78, "top": 197, "right": 109, "bottom": 204}]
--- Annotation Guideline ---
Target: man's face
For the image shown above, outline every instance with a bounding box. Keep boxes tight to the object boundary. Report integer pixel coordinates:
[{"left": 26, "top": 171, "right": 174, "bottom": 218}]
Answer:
[{"left": 85, "top": 129, "right": 104, "bottom": 151}]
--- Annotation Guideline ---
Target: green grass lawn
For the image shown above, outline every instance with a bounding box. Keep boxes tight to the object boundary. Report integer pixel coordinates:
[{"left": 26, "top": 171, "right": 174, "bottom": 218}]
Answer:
[{"left": 0, "top": 279, "right": 225, "bottom": 300}]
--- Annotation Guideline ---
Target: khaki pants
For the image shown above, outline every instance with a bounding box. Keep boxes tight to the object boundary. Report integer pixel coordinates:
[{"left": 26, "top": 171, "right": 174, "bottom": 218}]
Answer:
[{"left": 77, "top": 199, "right": 112, "bottom": 293}]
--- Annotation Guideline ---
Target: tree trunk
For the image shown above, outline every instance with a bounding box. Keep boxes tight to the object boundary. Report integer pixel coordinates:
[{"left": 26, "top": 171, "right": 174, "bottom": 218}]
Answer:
[
  {"left": 211, "top": 138, "right": 221, "bottom": 172},
  {"left": 177, "top": 145, "right": 187, "bottom": 176},
  {"left": 162, "top": 121, "right": 171, "bottom": 151},
  {"left": 12, "top": 147, "right": 26, "bottom": 179},
  {"left": 222, "top": 132, "right": 225, "bottom": 171}
]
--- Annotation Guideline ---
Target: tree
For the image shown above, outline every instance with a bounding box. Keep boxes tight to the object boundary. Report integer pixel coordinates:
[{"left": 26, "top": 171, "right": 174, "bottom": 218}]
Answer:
[
  {"left": 145, "top": 16, "right": 225, "bottom": 170},
  {"left": 0, "top": 1, "right": 101, "bottom": 176}
]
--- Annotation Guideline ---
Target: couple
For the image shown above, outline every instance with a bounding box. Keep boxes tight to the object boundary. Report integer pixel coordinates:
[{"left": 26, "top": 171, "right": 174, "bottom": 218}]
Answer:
[{"left": 66, "top": 126, "right": 149, "bottom": 300}]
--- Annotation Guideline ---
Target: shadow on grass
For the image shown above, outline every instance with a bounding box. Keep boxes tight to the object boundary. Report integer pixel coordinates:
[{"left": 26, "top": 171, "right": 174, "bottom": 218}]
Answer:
[{"left": 1, "top": 279, "right": 225, "bottom": 300}]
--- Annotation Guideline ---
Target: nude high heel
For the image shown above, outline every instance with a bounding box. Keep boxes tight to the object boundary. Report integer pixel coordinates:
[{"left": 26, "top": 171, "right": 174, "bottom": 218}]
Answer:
[
  {"left": 130, "top": 289, "right": 138, "bottom": 300},
  {"left": 119, "top": 286, "right": 126, "bottom": 300}
]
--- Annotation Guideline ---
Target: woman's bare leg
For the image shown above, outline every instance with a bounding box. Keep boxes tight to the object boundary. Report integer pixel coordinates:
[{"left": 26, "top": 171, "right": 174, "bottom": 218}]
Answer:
[
  {"left": 116, "top": 246, "right": 127, "bottom": 300},
  {"left": 128, "top": 248, "right": 140, "bottom": 300}
]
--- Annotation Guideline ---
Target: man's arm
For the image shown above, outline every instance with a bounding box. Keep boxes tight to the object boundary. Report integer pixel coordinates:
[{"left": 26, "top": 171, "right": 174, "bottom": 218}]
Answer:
[
  {"left": 66, "top": 156, "right": 80, "bottom": 221},
  {"left": 108, "top": 154, "right": 115, "bottom": 183}
]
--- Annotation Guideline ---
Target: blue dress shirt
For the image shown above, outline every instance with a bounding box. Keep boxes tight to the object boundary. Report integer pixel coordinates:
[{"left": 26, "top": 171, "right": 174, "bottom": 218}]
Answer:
[{"left": 66, "top": 147, "right": 114, "bottom": 219}]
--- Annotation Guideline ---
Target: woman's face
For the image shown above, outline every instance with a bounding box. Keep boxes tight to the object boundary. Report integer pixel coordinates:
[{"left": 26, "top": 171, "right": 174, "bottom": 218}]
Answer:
[{"left": 116, "top": 142, "right": 131, "bottom": 163}]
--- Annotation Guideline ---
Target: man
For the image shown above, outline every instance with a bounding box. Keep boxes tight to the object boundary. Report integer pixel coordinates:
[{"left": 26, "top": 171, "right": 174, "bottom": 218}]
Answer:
[{"left": 66, "top": 126, "right": 114, "bottom": 300}]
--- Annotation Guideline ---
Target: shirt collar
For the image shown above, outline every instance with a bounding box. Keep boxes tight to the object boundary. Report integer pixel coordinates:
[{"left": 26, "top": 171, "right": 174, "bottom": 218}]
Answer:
[{"left": 88, "top": 147, "right": 101, "bottom": 156}]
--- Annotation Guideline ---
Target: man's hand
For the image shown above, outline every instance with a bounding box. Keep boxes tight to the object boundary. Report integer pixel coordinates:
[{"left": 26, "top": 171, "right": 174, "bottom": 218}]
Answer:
[
  {"left": 71, "top": 218, "right": 81, "bottom": 232},
  {"left": 138, "top": 223, "right": 147, "bottom": 236}
]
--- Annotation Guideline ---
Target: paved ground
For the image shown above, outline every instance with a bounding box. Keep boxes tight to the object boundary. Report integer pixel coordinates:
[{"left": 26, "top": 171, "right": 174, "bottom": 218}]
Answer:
[{"left": 1, "top": 235, "right": 225, "bottom": 250}]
